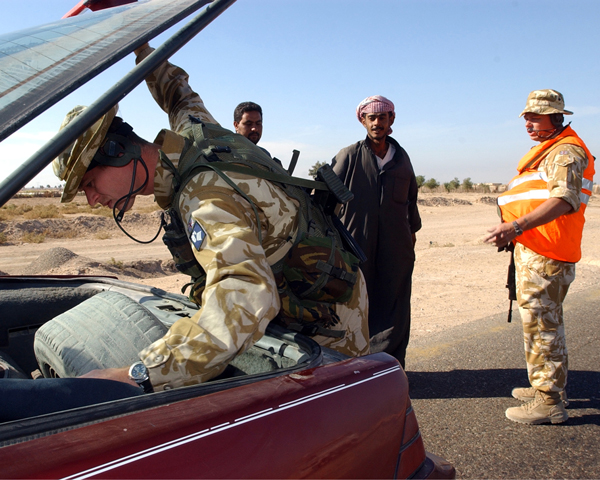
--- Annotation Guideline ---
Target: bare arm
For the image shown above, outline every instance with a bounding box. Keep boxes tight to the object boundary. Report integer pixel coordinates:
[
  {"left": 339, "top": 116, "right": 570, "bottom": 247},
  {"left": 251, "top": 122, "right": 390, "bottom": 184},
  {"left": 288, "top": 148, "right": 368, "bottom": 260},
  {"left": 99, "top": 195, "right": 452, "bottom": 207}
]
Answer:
[
  {"left": 483, "top": 197, "right": 573, "bottom": 248},
  {"left": 79, "top": 367, "right": 137, "bottom": 387}
]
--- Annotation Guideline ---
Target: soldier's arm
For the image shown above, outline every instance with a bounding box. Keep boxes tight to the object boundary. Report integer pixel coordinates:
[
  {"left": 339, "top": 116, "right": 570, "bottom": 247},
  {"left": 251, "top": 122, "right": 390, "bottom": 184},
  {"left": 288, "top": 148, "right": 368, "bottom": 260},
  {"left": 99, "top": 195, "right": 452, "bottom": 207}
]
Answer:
[
  {"left": 135, "top": 45, "right": 219, "bottom": 132},
  {"left": 544, "top": 144, "right": 587, "bottom": 212},
  {"left": 138, "top": 180, "right": 280, "bottom": 391}
]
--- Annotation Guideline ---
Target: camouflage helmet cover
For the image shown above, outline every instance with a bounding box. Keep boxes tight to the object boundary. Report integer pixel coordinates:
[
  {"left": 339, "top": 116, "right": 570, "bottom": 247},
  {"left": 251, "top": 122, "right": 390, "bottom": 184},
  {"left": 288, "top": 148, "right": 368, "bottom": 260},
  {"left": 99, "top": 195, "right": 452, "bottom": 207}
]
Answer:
[
  {"left": 52, "top": 104, "right": 119, "bottom": 203},
  {"left": 519, "top": 89, "right": 573, "bottom": 118}
]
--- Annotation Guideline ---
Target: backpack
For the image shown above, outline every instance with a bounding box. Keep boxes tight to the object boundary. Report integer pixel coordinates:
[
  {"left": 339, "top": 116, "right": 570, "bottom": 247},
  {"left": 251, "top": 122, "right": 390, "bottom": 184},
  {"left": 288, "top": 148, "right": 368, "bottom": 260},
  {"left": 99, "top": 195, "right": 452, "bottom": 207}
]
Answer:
[{"left": 161, "top": 117, "right": 364, "bottom": 337}]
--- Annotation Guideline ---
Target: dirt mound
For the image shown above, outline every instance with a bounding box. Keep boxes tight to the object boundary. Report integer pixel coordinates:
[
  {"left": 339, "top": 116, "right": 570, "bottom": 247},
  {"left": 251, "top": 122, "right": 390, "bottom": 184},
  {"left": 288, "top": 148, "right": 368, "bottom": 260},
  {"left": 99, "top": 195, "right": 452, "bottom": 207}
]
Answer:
[
  {"left": 24, "top": 247, "right": 78, "bottom": 274},
  {"left": 477, "top": 196, "right": 498, "bottom": 205},
  {"left": 21, "top": 246, "right": 177, "bottom": 279},
  {"left": 0, "top": 212, "right": 162, "bottom": 243},
  {"left": 418, "top": 197, "right": 473, "bottom": 207}
]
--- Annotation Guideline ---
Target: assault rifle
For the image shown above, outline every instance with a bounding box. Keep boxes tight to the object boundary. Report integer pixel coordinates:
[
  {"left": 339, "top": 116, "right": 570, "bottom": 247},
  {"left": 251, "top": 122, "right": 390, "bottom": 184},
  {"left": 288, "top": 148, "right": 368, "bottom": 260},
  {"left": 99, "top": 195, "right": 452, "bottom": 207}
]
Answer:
[{"left": 499, "top": 243, "right": 517, "bottom": 322}]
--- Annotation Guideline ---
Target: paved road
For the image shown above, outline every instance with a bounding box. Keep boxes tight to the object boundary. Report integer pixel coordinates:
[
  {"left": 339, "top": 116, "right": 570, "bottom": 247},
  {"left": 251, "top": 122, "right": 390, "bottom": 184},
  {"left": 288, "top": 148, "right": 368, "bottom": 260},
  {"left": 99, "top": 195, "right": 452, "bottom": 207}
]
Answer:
[{"left": 406, "top": 286, "right": 600, "bottom": 479}]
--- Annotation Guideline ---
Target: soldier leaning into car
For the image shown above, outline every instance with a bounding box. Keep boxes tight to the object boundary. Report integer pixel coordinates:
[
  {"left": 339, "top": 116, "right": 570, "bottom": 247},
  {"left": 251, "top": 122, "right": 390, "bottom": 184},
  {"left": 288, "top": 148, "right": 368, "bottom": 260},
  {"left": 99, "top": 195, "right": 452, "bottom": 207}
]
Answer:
[
  {"left": 484, "top": 89, "right": 595, "bottom": 425},
  {"left": 51, "top": 44, "right": 369, "bottom": 393}
]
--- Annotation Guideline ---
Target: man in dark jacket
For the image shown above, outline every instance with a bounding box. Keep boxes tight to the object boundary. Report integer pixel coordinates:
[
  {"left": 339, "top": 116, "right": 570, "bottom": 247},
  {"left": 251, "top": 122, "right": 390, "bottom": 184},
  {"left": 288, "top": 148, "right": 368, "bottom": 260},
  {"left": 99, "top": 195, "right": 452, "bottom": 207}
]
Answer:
[{"left": 332, "top": 95, "right": 421, "bottom": 369}]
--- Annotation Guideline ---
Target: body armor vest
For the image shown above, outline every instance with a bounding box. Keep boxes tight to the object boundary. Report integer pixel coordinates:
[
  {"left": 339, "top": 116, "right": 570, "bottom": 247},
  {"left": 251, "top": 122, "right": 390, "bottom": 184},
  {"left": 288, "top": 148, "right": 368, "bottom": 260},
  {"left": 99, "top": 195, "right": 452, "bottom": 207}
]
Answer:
[{"left": 161, "top": 117, "right": 364, "bottom": 337}]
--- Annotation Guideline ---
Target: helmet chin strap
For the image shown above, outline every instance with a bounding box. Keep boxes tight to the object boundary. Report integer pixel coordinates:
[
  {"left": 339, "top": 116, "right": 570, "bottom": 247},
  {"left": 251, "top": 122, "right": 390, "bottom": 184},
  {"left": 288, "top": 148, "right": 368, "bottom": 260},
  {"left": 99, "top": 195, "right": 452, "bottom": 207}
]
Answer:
[{"left": 113, "top": 157, "right": 164, "bottom": 244}]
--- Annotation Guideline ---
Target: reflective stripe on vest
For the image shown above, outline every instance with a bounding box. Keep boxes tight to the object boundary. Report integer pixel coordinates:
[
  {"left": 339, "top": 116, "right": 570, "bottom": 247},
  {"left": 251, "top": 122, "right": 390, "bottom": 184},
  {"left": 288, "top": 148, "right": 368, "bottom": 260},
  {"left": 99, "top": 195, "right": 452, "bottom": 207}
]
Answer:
[{"left": 498, "top": 128, "right": 594, "bottom": 263}]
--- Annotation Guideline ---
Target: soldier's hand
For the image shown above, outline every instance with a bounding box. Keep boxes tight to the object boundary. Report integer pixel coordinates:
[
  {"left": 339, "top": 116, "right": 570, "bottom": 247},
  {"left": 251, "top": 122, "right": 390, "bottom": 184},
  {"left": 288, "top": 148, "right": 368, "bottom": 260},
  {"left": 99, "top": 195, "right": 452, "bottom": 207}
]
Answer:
[
  {"left": 134, "top": 42, "right": 151, "bottom": 57},
  {"left": 483, "top": 223, "right": 517, "bottom": 248}
]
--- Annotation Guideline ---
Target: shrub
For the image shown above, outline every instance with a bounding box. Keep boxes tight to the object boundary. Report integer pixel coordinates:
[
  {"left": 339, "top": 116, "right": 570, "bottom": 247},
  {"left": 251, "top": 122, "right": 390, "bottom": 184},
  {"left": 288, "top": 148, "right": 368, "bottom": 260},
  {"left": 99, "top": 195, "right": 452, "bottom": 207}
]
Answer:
[
  {"left": 21, "top": 232, "right": 45, "bottom": 243},
  {"left": 91, "top": 205, "right": 113, "bottom": 217},
  {"left": 23, "top": 205, "right": 61, "bottom": 219},
  {"left": 462, "top": 177, "right": 473, "bottom": 191},
  {"left": 108, "top": 257, "right": 124, "bottom": 269},
  {"left": 60, "top": 203, "right": 112, "bottom": 217},
  {"left": 1, "top": 203, "right": 34, "bottom": 219},
  {"left": 416, "top": 175, "right": 426, "bottom": 189},
  {"left": 308, "top": 161, "right": 328, "bottom": 180},
  {"left": 423, "top": 178, "right": 439, "bottom": 190}
]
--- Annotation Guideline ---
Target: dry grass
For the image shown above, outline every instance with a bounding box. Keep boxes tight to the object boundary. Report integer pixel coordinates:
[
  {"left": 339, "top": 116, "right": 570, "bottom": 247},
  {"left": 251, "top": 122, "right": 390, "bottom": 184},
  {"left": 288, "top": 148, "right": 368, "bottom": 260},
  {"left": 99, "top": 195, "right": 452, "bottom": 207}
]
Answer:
[
  {"left": 95, "top": 231, "right": 112, "bottom": 240},
  {"left": 0, "top": 202, "right": 114, "bottom": 220},
  {"left": 46, "top": 228, "right": 78, "bottom": 239},
  {"left": 23, "top": 205, "right": 61, "bottom": 219},
  {"left": 135, "top": 204, "right": 162, "bottom": 214},
  {"left": 0, "top": 204, "right": 34, "bottom": 221},
  {"left": 21, "top": 232, "right": 45, "bottom": 243},
  {"left": 108, "top": 257, "right": 124, "bottom": 269},
  {"left": 60, "top": 203, "right": 112, "bottom": 217}
]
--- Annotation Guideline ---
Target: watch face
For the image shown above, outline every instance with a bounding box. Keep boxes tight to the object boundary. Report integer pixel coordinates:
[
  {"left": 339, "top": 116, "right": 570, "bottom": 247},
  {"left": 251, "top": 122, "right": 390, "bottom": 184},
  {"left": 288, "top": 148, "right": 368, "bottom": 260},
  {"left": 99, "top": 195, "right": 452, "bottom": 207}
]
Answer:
[{"left": 130, "top": 362, "right": 148, "bottom": 382}]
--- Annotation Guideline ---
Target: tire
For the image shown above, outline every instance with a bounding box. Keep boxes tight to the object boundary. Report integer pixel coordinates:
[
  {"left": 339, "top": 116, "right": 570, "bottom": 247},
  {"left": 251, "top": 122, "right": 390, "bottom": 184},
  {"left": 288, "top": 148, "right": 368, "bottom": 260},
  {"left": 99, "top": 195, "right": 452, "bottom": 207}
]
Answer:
[{"left": 34, "top": 291, "right": 168, "bottom": 378}]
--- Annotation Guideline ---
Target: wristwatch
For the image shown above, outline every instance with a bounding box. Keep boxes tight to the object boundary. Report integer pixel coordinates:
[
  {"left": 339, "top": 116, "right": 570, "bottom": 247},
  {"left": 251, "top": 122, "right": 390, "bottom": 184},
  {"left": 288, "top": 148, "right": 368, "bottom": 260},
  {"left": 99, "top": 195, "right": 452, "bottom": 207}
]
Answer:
[
  {"left": 128, "top": 361, "right": 154, "bottom": 394},
  {"left": 512, "top": 220, "right": 524, "bottom": 236}
]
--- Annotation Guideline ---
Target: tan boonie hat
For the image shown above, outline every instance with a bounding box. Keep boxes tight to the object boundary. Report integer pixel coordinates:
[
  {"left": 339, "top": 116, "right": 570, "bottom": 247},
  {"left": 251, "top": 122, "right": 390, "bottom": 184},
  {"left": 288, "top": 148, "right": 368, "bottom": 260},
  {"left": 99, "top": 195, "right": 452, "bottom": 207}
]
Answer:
[
  {"left": 519, "top": 89, "right": 573, "bottom": 117},
  {"left": 52, "top": 104, "right": 119, "bottom": 203}
]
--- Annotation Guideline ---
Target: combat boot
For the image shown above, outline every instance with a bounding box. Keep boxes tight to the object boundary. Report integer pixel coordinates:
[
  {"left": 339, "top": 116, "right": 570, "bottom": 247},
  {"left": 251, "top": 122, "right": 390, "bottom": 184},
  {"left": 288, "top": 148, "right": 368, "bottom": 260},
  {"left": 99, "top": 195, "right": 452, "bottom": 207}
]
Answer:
[
  {"left": 511, "top": 387, "right": 569, "bottom": 407},
  {"left": 505, "top": 391, "right": 568, "bottom": 425}
]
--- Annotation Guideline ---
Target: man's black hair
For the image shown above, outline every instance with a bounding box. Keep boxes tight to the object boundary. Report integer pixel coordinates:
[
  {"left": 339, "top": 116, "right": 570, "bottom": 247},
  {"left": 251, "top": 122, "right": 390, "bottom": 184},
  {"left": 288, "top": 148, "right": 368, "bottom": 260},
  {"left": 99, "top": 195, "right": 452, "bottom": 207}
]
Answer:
[{"left": 234, "top": 101, "right": 263, "bottom": 123}]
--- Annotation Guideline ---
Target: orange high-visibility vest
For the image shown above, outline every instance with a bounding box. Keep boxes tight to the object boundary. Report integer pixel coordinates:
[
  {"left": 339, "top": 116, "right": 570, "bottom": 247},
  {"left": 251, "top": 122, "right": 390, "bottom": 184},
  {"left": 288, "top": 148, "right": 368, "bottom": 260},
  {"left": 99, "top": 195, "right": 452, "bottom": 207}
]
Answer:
[{"left": 498, "top": 126, "right": 595, "bottom": 262}]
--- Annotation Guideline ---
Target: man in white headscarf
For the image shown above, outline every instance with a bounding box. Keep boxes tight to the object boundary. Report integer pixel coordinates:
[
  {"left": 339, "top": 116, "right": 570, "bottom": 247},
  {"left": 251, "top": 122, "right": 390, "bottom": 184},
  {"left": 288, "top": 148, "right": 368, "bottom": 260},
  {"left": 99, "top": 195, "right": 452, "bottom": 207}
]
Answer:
[{"left": 332, "top": 95, "right": 422, "bottom": 369}]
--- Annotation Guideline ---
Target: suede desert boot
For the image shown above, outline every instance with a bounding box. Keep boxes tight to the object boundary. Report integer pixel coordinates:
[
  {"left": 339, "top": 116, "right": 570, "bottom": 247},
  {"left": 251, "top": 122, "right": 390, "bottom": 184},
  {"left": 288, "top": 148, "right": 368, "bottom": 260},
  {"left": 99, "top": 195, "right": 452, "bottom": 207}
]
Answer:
[
  {"left": 506, "top": 390, "right": 568, "bottom": 425},
  {"left": 511, "top": 386, "right": 569, "bottom": 407}
]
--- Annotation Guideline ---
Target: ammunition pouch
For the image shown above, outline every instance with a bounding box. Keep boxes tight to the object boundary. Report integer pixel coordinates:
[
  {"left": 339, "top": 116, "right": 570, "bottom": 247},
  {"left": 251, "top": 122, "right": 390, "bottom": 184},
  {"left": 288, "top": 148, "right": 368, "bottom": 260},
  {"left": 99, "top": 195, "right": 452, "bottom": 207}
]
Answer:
[{"left": 162, "top": 208, "right": 206, "bottom": 304}]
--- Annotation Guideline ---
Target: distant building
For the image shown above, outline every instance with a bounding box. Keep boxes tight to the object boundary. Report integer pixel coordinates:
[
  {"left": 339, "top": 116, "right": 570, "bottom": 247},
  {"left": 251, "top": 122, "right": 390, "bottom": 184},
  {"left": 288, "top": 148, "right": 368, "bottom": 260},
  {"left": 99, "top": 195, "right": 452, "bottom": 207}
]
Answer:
[{"left": 482, "top": 183, "right": 505, "bottom": 193}]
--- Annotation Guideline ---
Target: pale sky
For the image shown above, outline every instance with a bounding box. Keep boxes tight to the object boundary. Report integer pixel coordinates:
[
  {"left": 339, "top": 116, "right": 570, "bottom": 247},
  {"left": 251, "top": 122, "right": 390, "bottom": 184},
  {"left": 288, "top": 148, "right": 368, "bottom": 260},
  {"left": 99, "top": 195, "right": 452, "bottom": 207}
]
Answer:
[{"left": 1, "top": 0, "right": 599, "bottom": 188}]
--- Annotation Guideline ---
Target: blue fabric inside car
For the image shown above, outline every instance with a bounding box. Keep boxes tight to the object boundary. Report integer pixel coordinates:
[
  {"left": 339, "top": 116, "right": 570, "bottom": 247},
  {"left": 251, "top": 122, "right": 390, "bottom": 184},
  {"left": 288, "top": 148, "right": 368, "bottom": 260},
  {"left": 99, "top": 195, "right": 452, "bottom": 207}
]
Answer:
[{"left": 0, "top": 378, "right": 142, "bottom": 422}]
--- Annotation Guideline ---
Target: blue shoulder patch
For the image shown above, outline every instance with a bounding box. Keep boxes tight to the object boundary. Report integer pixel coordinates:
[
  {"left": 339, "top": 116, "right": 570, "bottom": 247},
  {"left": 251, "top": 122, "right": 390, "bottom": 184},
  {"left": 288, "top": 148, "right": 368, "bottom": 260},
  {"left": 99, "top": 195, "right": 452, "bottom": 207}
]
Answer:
[{"left": 189, "top": 221, "right": 206, "bottom": 251}]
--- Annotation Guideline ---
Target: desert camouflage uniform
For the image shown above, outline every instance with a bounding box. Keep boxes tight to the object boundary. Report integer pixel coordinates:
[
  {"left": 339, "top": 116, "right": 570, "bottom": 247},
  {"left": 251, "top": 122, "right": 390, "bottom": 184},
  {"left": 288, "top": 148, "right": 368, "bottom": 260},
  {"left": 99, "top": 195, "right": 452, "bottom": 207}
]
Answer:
[
  {"left": 135, "top": 47, "right": 369, "bottom": 391},
  {"left": 514, "top": 143, "right": 586, "bottom": 397}
]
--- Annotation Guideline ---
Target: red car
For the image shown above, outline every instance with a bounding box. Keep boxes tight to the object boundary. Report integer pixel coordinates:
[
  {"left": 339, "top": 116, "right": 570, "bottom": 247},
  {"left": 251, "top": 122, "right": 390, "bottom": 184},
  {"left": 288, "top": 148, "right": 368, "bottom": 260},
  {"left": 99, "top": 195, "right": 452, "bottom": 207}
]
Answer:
[
  {"left": 0, "top": 2, "right": 455, "bottom": 478},
  {"left": 0, "top": 275, "right": 453, "bottom": 479}
]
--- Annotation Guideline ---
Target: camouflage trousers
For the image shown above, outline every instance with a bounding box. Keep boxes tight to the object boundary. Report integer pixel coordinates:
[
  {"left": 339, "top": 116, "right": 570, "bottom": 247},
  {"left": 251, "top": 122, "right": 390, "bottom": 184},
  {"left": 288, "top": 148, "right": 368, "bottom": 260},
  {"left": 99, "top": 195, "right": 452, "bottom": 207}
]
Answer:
[{"left": 515, "top": 243, "right": 575, "bottom": 394}]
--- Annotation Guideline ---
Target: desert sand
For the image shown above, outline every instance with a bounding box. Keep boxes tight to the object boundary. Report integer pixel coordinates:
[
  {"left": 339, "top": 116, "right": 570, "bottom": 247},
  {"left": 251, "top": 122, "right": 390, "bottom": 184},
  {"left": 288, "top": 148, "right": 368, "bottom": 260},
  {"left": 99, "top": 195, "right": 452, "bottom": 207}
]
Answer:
[{"left": 1, "top": 192, "right": 599, "bottom": 340}]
